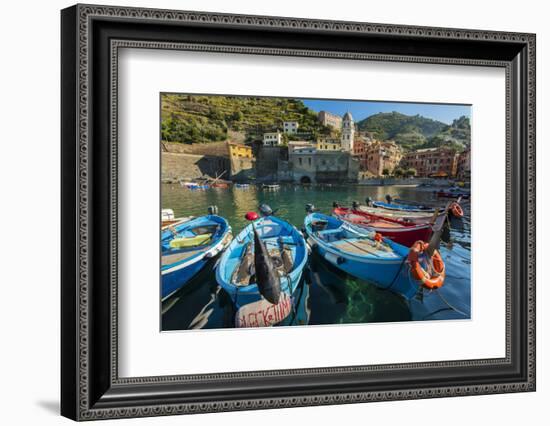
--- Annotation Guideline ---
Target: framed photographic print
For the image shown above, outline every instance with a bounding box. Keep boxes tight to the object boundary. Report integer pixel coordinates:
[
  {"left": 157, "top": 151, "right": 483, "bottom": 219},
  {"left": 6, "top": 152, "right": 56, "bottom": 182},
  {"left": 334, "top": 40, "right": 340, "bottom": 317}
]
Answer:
[{"left": 61, "top": 4, "right": 536, "bottom": 421}]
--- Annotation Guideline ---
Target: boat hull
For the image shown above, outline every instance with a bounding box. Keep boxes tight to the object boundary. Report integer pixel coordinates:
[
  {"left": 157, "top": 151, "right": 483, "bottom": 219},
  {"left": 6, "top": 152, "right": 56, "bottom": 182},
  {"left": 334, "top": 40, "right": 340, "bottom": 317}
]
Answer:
[
  {"left": 304, "top": 213, "right": 419, "bottom": 299},
  {"left": 162, "top": 257, "right": 209, "bottom": 300},
  {"left": 333, "top": 207, "right": 433, "bottom": 247},
  {"left": 161, "top": 215, "right": 232, "bottom": 300},
  {"left": 359, "top": 205, "right": 437, "bottom": 224}
]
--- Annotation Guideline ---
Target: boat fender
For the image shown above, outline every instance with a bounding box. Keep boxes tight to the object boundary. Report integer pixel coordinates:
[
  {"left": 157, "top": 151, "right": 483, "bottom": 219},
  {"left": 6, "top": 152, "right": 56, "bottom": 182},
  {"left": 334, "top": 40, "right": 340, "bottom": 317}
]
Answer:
[
  {"left": 374, "top": 233, "right": 383, "bottom": 243},
  {"left": 408, "top": 241, "right": 445, "bottom": 289},
  {"left": 450, "top": 202, "right": 464, "bottom": 218},
  {"left": 245, "top": 211, "right": 259, "bottom": 221}
]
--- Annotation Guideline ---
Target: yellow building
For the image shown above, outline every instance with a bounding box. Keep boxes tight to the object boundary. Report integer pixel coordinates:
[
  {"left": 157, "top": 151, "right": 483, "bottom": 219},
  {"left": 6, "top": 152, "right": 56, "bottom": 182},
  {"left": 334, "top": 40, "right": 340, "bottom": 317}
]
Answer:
[
  {"left": 227, "top": 142, "right": 253, "bottom": 159},
  {"left": 316, "top": 138, "right": 341, "bottom": 151}
]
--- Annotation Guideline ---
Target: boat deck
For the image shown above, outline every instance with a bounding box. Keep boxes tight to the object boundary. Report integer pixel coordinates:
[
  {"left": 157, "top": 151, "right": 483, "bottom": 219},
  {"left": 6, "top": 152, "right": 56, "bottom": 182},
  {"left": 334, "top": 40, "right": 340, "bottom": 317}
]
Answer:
[
  {"left": 162, "top": 246, "right": 209, "bottom": 266},
  {"left": 344, "top": 214, "right": 402, "bottom": 229},
  {"left": 332, "top": 238, "right": 397, "bottom": 258}
]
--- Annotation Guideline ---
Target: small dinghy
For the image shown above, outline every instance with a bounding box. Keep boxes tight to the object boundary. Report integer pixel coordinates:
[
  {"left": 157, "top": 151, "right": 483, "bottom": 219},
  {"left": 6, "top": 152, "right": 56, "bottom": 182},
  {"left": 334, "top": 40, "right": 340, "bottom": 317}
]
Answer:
[
  {"left": 304, "top": 209, "right": 446, "bottom": 300},
  {"left": 435, "top": 188, "right": 471, "bottom": 199},
  {"left": 216, "top": 213, "right": 308, "bottom": 312},
  {"left": 333, "top": 203, "right": 434, "bottom": 248},
  {"left": 161, "top": 209, "right": 194, "bottom": 228},
  {"left": 262, "top": 183, "right": 280, "bottom": 190},
  {"left": 161, "top": 215, "right": 232, "bottom": 300}
]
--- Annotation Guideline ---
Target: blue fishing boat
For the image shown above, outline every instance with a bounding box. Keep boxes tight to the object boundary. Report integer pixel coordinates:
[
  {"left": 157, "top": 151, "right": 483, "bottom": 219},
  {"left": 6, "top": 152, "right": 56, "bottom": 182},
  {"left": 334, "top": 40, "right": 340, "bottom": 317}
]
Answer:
[
  {"left": 372, "top": 200, "right": 441, "bottom": 213},
  {"left": 161, "top": 215, "right": 232, "bottom": 300},
  {"left": 304, "top": 212, "right": 446, "bottom": 299},
  {"left": 366, "top": 195, "right": 442, "bottom": 214},
  {"left": 216, "top": 215, "right": 308, "bottom": 309}
]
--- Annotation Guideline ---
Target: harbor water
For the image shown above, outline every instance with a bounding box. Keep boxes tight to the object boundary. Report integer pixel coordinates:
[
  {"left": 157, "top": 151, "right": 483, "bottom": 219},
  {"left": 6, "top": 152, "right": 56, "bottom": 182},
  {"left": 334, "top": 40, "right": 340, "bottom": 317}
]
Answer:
[{"left": 161, "top": 183, "right": 471, "bottom": 330}]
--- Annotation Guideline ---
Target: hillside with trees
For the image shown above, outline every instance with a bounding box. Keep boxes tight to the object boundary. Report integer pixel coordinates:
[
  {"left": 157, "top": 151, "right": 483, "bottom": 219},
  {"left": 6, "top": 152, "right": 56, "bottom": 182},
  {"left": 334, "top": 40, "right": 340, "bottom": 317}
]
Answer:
[
  {"left": 161, "top": 94, "right": 331, "bottom": 144},
  {"left": 357, "top": 111, "right": 470, "bottom": 151}
]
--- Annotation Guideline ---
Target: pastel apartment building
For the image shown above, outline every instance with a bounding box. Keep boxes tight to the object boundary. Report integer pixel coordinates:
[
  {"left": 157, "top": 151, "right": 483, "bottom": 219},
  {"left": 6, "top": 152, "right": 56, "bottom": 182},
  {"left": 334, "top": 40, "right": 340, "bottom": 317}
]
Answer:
[
  {"left": 263, "top": 131, "right": 283, "bottom": 146},
  {"left": 283, "top": 121, "right": 299, "bottom": 134},
  {"left": 400, "top": 146, "right": 458, "bottom": 177}
]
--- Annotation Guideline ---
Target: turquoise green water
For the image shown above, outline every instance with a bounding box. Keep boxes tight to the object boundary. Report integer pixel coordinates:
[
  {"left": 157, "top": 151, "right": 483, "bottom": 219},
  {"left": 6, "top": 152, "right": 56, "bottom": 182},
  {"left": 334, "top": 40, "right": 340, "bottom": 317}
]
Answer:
[{"left": 161, "top": 184, "right": 471, "bottom": 330}]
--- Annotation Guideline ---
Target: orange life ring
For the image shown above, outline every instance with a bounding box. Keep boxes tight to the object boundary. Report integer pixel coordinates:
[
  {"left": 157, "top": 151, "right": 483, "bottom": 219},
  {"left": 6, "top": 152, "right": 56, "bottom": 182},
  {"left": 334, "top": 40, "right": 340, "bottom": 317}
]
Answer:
[
  {"left": 407, "top": 241, "right": 445, "bottom": 289},
  {"left": 450, "top": 202, "right": 464, "bottom": 218}
]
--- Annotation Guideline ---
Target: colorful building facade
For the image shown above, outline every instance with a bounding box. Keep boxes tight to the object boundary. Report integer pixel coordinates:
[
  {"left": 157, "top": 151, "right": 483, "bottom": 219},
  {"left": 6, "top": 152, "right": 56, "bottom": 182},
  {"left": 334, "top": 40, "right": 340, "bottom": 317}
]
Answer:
[
  {"left": 400, "top": 146, "right": 459, "bottom": 177},
  {"left": 365, "top": 140, "right": 402, "bottom": 176},
  {"left": 457, "top": 148, "right": 471, "bottom": 180},
  {"left": 316, "top": 138, "right": 342, "bottom": 151}
]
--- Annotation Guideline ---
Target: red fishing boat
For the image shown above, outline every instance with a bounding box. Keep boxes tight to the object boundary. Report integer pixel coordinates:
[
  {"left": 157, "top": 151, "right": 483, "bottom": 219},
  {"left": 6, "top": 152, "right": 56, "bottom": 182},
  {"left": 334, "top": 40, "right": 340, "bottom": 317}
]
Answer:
[
  {"left": 332, "top": 206, "right": 435, "bottom": 248},
  {"left": 211, "top": 182, "right": 230, "bottom": 189}
]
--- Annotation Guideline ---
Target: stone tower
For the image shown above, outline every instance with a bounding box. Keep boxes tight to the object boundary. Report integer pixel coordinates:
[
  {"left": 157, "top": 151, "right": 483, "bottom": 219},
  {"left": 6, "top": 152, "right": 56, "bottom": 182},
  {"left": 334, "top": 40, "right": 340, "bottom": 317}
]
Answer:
[{"left": 341, "top": 111, "right": 355, "bottom": 152}]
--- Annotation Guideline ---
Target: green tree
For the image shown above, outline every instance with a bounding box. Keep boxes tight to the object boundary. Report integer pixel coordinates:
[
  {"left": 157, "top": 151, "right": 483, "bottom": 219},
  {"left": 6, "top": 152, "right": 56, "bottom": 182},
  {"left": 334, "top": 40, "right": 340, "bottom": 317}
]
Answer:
[
  {"left": 405, "top": 168, "right": 417, "bottom": 177},
  {"left": 382, "top": 168, "right": 390, "bottom": 177},
  {"left": 231, "top": 110, "right": 243, "bottom": 122},
  {"left": 394, "top": 168, "right": 404, "bottom": 177},
  {"left": 281, "top": 133, "right": 289, "bottom": 146}
]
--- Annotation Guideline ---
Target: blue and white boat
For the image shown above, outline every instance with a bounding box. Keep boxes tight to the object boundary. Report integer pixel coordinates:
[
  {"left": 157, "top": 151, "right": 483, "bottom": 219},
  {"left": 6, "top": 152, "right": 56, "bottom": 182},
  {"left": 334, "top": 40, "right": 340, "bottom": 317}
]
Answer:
[
  {"left": 216, "top": 216, "right": 308, "bottom": 309},
  {"left": 235, "top": 183, "right": 250, "bottom": 189},
  {"left": 372, "top": 200, "right": 440, "bottom": 213},
  {"left": 161, "top": 215, "right": 232, "bottom": 300},
  {"left": 304, "top": 212, "right": 423, "bottom": 299}
]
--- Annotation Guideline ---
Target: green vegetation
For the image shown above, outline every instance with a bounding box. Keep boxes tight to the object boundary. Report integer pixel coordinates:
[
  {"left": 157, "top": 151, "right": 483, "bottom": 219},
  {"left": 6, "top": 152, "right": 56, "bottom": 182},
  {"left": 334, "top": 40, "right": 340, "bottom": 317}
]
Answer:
[
  {"left": 405, "top": 168, "right": 417, "bottom": 177},
  {"left": 393, "top": 168, "right": 404, "bottom": 177},
  {"left": 161, "top": 95, "right": 471, "bottom": 154},
  {"left": 161, "top": 94, "right": 331, "bottom": 144},
  {"left": 357, "top": 111, "right": 470, "bottom": 151}
]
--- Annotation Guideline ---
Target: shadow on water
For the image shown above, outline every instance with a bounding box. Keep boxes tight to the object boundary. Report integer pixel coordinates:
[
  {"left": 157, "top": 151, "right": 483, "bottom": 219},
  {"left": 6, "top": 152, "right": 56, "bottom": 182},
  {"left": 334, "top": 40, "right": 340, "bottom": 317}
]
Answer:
[{"left": 161, "top": 184, "right": 471, "bottom": 330}]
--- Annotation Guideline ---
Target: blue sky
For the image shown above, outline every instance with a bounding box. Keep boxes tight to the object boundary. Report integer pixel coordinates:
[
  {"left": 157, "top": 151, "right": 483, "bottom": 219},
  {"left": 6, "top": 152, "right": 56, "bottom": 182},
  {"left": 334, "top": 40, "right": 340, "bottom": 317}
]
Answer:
[{"left": 302, "top": 99, "right": 471, "bottom": 125}]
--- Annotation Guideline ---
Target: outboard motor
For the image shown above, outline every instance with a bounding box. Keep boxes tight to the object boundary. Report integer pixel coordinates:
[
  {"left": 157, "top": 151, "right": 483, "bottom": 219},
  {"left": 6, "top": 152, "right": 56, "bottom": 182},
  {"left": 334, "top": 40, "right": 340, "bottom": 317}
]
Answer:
[
  {"left": 207, "top": 205, "right": 219, "bottom": 215},
  {"left": 365, "top": 196, "right": 373, "bottom": 207},
  {"left": 385, "top": 194, "right": 393, "bottom": 204},
  {"left": 352, "top": 201, "right": 359, "bottom": 210},
  {"left": 259, "top": 204, "right": 273, "bottom": 217},
  {"left": 332, "top": 201, "right": 340, "bottom": 208},
  {"left": 305, "top": 204, "right": 316, "bottom": 214}
]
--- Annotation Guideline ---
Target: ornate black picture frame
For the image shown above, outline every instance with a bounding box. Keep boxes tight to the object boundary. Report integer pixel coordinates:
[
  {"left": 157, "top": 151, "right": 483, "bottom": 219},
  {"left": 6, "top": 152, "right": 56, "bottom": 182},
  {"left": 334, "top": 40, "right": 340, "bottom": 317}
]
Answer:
[{"left": 61, "top": 4, "right": 536, "bottom": 421}]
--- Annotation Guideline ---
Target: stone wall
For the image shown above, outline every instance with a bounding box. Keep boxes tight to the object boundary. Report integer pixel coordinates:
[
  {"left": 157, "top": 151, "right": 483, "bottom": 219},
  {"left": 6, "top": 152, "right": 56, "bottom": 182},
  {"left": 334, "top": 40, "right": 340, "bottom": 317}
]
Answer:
[
  {"left": 256, "top": 146, "right": 284, "bottom": 181},
  {"left": 229, "top": 156, "right": 256, "bottom": 182},
  {"left": 161, "top": 152, "right": 230, "bottom": 182},
  {"left": 162, "top": 141, "right": 229, "bottom": 157}
]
